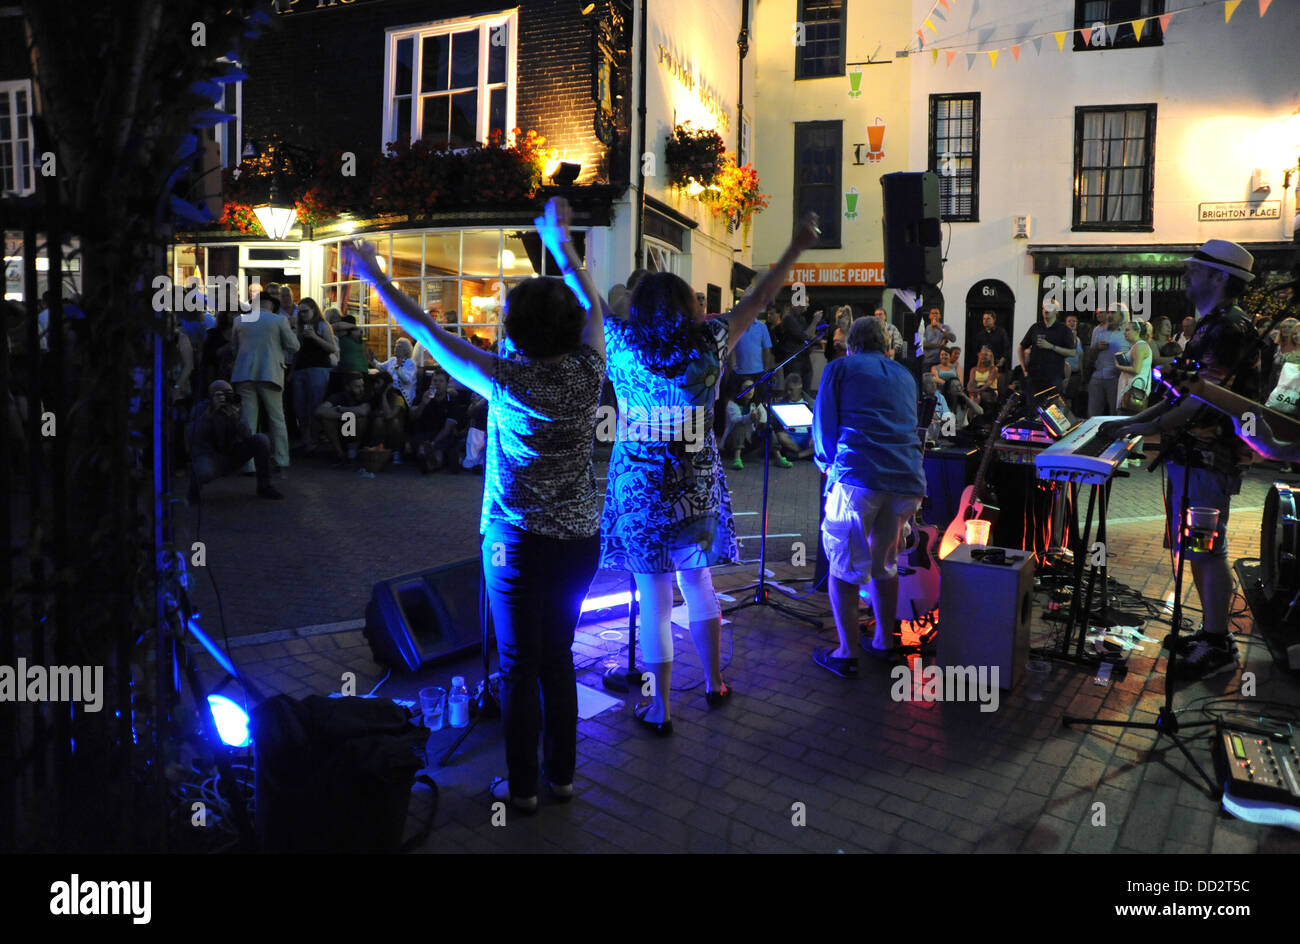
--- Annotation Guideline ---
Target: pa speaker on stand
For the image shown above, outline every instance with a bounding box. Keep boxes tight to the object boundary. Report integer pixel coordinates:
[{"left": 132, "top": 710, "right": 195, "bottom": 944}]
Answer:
[{"left": 881, "top": 171, "right": 944, "bottom": 289}]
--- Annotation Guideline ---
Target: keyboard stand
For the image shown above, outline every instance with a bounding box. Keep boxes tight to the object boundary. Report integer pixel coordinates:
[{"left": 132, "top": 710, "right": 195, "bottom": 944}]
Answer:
[{"left": 1047, "top": 472, "right": 1145, "bottom": 673}]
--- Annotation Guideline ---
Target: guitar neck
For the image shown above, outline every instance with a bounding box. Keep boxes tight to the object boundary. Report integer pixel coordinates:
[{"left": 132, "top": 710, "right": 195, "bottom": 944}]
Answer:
[{"left": 1183, "top": 380, "right": 1300, "bottom": 441}]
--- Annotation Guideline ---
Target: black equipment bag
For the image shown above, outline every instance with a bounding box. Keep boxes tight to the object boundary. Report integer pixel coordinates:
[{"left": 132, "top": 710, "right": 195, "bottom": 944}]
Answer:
[{"left": 252, "top": 694, "right": 437, "bottom": 853}]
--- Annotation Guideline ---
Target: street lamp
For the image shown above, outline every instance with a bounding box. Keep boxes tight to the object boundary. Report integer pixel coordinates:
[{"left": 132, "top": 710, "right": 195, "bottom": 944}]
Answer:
[{"left": 252, "top": 178, "right": 298, "bottom": 240}]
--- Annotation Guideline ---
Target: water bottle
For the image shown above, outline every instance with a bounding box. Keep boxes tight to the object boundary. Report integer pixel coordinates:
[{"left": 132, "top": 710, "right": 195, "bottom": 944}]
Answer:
[{"left": 448, "top": 676, "right": 470, "bottom": 728}]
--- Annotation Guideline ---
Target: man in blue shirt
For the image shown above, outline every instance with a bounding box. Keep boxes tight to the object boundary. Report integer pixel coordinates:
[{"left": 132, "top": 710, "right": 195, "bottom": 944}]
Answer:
[
  {"left": 812, "top": 318, "right": 926, "bottom": 677},
  {"left": 730, "top": 316, "right": 773, "bottom": 389}
]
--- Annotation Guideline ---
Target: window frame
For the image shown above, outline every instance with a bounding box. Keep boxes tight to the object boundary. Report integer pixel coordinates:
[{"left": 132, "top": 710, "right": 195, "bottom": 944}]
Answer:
[
  {"left": 1072, "top": 103, "right": 1157, "bottom": 233},
  {"left": 382, "top": 10, "right": 519, "bottom": 150},
  {"left": 0, "top": 79, "right": 36, "bottom": 197},
  {"left": 928, "top": 93, "right": 980, "bottom": 223},
  {"left": 1073, "top": 0, "right": 1165, "bottom": 51},
  {"left": 794, "top": 0, "right": 846, "bottom": 80},
  {"left": 793, "top": 120, "right": 842, "bottom": 249}
]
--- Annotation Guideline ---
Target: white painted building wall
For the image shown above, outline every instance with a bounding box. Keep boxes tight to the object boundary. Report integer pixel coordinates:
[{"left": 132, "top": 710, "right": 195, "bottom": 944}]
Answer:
[{"left": 906, "top": 0, "right": 1300, "bottom": 349}]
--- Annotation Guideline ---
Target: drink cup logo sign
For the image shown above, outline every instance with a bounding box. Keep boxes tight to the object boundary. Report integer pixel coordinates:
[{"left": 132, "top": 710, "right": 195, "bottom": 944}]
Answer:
[
  {"left": 844, "top": 186, "right": 859, "bottom": 220},
  {"left": 847, "top": 70, "right": 862, "bottom": 98},
  {"left": 865, "top": 117, "right": 886, "bottom": 163}
]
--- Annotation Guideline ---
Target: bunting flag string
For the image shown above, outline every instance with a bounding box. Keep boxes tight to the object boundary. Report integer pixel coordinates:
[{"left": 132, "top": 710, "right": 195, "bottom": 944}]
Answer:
[{"left": 912, "top": 0, "right": 1270, "bottom": 65}]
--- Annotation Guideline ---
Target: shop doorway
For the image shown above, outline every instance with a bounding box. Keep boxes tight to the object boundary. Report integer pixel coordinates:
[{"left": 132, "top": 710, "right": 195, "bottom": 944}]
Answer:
[{"left": 965, "top": 280, "right": 1014, "bottom": 376}]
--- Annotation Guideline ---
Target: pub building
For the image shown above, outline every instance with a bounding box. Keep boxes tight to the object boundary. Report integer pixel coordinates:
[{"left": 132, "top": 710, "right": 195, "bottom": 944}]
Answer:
[{"left": 167, "top": 0, "right": 759, "bottom": 359}]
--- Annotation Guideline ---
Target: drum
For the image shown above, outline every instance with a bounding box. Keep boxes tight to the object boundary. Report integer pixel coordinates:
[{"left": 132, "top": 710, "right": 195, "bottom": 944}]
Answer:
[{"left": 1261, "top": 482, "right": 1300, "bottom": 604}]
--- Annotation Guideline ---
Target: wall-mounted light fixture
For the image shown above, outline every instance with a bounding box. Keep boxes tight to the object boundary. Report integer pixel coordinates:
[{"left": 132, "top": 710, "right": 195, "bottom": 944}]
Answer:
[{"left": 552, "top": 161, "right": 582, "bottom": 186}]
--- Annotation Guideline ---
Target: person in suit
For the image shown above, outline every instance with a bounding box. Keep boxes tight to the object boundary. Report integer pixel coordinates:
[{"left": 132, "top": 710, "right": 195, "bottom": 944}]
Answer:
[{"left": 230, "top": 291, "right": 299, "bottom": 471}]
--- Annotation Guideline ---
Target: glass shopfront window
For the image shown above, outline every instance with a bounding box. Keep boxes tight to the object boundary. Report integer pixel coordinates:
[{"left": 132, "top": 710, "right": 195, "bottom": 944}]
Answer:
[{"left": 318, "top": 227, "right": 584, "bottom": 359}]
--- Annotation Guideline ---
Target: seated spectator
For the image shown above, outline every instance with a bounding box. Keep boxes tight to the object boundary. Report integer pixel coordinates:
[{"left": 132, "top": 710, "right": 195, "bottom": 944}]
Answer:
[
  {"left": 929, "top": 347, "right": 960, "bottom": 385},
  {"left": 920, "top": 373, "right": 954, "bottom": 443},
  {"left": 371, "top": 337, "right": 419, "bottom": 406},
  {"left": 188, "top": 380, "right": 283, "bottom": 502},
  {"left": 365, "top": 368, "right": 411, "bottom": 460},
  {"left": 966, "top": 346, "right": 999, "bottom": 412},
  {"left": 315, "top": 372, "right": 374, "bottom": 464},
  {"left": 772, "top": 372, "right": 815, "bottom": 460},
  {"left": 721, "top": 376, "right": 789, "bottom": 470},
  {"left": 409, "top": 369, "right": 471, "bottom": 472},
  {"left": 461, "top": 389, "right": 488, "bottom": 471}
]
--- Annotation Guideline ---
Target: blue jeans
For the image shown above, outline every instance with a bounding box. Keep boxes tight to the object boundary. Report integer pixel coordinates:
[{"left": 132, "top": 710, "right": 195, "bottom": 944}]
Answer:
[
  {"left": 481, "top": 522, "right": 601, "bottom": 796},
  {"left": 292, "top": 367, "right": 331, "bottom": 441}
]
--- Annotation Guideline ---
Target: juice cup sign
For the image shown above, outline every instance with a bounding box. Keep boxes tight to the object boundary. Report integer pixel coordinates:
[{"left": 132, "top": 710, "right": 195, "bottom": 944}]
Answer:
[
  {"left": 866, "top": 117, "right": 886, "bottom": 163},
  {"left": 848, "top": 70, "right": 863, "bottom": 98},
  {"left": 844, "top": 186, "right": 859, "bottom": 220}
]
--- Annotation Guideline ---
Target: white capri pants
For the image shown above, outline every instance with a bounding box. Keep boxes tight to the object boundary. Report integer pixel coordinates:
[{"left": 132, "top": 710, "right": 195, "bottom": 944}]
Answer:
[{"left": 633, "top": 567, "right": 720, "bottom": 665}]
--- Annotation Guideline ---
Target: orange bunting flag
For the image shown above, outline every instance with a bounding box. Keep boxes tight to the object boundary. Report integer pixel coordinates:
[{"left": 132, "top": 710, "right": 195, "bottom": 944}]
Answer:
[
  {"left": 1260, "top": 0, "right": 1273, "bottom": 14},
  {"left": 1159, "top": 12, "right": 1172, "bottom": 33},
  {"left": 1079, "top": 26, "right": 1093, "bottom": 46},
  {"left": 1132, "top": 17, "right": 1146, "bottom": 41},
  {"left": 987, "top": 49, "right": 998, "bottom": 67},
  {"left": 939, "top": 0, "right": 949, "bottom": 9},
  {"left": 946, "top": 50, "right": 957, "bottom": 67},
  {"left": 1054, "top": 30, "right": 1068, "bottom": 51},
  {"left": 1224, "top": 0, "right": 1241, "bottom": 22},
  {"left": 1010, "top": 44, "right": 1021, "bottom": 61},
  {"left": 918, "top": 29, "right": 925, "bottom": 47}
]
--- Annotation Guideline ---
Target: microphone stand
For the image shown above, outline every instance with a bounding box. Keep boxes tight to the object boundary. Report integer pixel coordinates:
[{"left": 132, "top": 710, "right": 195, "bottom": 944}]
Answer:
[{"left": 722, "top": 330, "right": 829, "bottom": 628}]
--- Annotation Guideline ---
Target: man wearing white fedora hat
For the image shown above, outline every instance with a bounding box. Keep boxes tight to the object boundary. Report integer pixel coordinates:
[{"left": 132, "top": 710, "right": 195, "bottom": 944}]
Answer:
[{"left": 1102, "top": 239, "right": 1258, "bottom": 681}]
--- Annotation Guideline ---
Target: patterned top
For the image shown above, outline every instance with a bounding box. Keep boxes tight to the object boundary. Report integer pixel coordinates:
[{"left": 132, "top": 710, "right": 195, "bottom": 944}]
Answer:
[
  {"left": 600, "top": 316, "right": 739, "bottom": 573},
  {"left": 479, "top": 344, "right": 605, "bottom": 540},
  {"left": 377, "top": 356, "right": 419, "bottom": 405}
]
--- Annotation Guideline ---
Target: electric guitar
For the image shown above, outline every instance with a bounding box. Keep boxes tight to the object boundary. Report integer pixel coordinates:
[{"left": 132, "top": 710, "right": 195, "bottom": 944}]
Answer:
[
  {"left": 938, "top": 391, "right": 1022, "bottom": 560},
  {"left": 1155, "top": 361, "right": 1300, "bottom": 442}
]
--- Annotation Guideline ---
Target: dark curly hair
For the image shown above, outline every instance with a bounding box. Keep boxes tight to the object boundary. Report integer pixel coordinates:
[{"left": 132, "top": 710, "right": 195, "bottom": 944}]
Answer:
[
  {"left": 626, "top": 271, "right": 710, "bottom": 376},
  {"left": 503, "top": 277, "right": 585, "bottom": 358}
]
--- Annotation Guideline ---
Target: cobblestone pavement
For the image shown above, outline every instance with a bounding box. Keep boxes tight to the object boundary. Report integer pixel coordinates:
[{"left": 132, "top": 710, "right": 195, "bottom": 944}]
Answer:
[{"left": 181, "top": 445, "right": 1300, "bottom": 853}]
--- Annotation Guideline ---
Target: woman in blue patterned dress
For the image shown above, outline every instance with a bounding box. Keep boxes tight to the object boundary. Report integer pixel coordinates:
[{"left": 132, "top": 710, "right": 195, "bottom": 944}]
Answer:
[{"left": 603, "top": 213, "right": 821, "bottom": 734}]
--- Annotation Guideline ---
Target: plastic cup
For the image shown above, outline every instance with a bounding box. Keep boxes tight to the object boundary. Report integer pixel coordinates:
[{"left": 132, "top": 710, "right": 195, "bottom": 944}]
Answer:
[
  {"left": 1185, "top": 506, "right": 1220, "bottom": 554},
  {"left": 965, "top": 518, "right": 991, "bottom": 547},
  {"left": 599, "top": 630, "right": 623, "bottom": 670},
  {"left": 419, "top": 686, "right": 446, "bottom": 731},
  {"left": 1025, "top": 660, "right": 1051, "bottom": 702}
]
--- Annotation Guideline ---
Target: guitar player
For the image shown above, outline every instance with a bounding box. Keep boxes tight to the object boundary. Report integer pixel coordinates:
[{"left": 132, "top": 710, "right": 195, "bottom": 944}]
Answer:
[{"left": 1099, "top": 239, "right": 1259, "bottom": 682}]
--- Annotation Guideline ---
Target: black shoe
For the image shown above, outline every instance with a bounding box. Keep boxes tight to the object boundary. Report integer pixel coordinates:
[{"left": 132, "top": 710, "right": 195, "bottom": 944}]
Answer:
[
  {"left": 1164, "top": 627, "right": 1233, "bottom": 656},
  {"left": 704, "top": 683, "right": 731, "bottom": 708},
  {"left": 633, "top": 701, "right": 673, "bottom": 736},
  {"left": 489, "top": 777, "right": 538, "bottom": 815},
  {"left": 813, "top": 647, "right": 858, "bottom": 678},
  {"left": 257, "top": 485, "right": 284, "bottom": 500},
  {"left": 1170, "top": 634, "right": 1237, "bottom": 681}
]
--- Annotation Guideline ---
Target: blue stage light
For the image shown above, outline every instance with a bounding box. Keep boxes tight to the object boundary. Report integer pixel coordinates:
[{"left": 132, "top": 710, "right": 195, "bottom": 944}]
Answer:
[{"left": 207, "top": 695, "right": 251, "bottom": 748}]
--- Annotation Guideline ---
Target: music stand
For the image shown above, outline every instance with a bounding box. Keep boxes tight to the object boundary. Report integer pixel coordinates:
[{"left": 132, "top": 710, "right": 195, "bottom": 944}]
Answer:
[{"left": 722, "top": 335, "right": 827, "bottom": 628}]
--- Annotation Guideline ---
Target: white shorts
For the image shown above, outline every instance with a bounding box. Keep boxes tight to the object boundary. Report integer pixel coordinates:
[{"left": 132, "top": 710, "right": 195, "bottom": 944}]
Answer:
[{"left": 821, "top": 481, "right": 923, "bottom": 585}]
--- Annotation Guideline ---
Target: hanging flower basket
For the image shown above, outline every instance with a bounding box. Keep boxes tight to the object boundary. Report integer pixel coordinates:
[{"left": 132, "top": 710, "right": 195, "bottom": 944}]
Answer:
[
  {"left": 664, "top": 122, "right": 725, "bottom": 190},
  {"left": 705, "top": 154, "right": 769, "bottom": 236}
]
